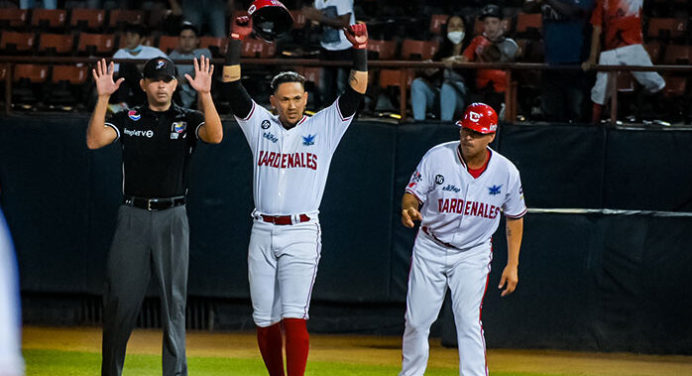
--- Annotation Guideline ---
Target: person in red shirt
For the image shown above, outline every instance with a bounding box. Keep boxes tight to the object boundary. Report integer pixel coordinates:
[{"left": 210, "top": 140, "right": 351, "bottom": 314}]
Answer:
[
  {"left": 582, "top": 0, "right": 665, "bottom": 123},
  {"left": 460, "top": 4, "right": 519, "bottom": 114}
]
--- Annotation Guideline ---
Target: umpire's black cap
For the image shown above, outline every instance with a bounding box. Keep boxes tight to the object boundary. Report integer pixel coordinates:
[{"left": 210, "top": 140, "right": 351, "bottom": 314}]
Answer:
[{"left": 142, "top": 57, "right": 177, "bottom": 81}]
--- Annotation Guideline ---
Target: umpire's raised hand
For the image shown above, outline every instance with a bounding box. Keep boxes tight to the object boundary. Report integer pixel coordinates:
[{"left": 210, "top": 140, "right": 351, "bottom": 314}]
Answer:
[
  {"left": 92, "top": 58, "right": 124, "bottom": 97},
  {"left": 185, "top": 56, "right": 214, "bottom": 94}
]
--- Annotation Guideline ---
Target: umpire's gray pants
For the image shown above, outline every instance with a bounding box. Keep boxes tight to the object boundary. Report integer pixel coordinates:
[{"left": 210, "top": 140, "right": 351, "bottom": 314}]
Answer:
[{"left": 101, "top": 205, "right": 189, "bottom": 376}]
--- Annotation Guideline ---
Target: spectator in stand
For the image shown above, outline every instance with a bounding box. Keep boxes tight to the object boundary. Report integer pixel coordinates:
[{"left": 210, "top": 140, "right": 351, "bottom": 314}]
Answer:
[
  {"left": 460, "top": 4, "right": 519, "bottom": 115},
  {"left": 168, "top": 0, "right": 233, "bottom": 38},
  {"left": 582, "top": 0, "right": 666, "bottom": 124},
  {"left": 410, "top": 15, "right": 469, "bottom": 121},
  {"left": 169, "top": 22, "right": 213, "bottom": 108},
  {"left": 524, "top": 0, "right": 594, "bottom": 123},
  {"left": 303, "top": 0, "right": 355, "bottom": 106},
  {"left": 110, "top": 23, "right": 168, "bottom": 111}
]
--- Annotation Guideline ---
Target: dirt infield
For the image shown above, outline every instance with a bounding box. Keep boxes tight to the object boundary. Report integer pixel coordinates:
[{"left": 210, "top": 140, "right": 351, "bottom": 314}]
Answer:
[{"left": 23, "top": 326, "right": 692, "bottom": 376}]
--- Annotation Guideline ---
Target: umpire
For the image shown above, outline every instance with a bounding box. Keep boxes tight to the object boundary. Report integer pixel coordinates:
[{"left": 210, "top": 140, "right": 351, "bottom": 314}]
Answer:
[{"left": 86, "top": 56, "right": 223, "bottom": 376}]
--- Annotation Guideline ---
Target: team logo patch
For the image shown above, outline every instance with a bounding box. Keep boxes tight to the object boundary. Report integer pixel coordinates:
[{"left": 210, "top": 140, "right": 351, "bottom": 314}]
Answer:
[
  {"left": 156, "top": 59, "right": 166, "bottom": 69},
  {"left": 263, "top": 132, "right": 278, "bottom": 143},
  {"left": 411, "top": 171, "right": 422, "bottom": 183},
  {"left": 488, "top": 184, "right": 502, "bottom": 195},
  {"left": 302, "top": 134, "right": 315, "bottom": 146},
  {"left": 128, "top": 110, "right": 141, "bottom": 121},
  {"left": 435, "top": 174, "right": 445, "bottom": 185},
  {"left": 172, "top": 121, "right": 187, "bottom": 133},
  {"left": 261, "top": 120, "right": 271, "bottom": 129}
]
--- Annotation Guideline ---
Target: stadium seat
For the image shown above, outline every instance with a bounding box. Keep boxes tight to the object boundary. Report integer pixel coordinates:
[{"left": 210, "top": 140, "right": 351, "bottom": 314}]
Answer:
[
  {"left": 663, "top": 76, "right": 687, "bottom": 97},
  {"left": 107, "top": 10, "right": 145, "bottom": 30},
  {"left": 366, "top": 39, "right": 397, "bottom": 60},
  {"left": 290, "top": 10, "right": 306, "bottom": 29},
  {"left": 157, "top": 35, "right": 180, "bottom": 55},
  {"left": 0, "top": 9, "right": 29, "bottom": 30},
  {"left": 644, "top": 41, "right": 662, "bottom": 63},
  {"left": 429, "top": 14, "right": 449, "bottom": 35},
  {"left": 77, "top": 33, "right": 116, "bottom": 56},
  {"left": 0, "top": 31, "right": 36, "bottom": 55},
  {"left": 12, "top": 64, "right": 50, "bottom": 108},
  {"left": 46, "top": 64, "right": 91, "bottom": 109},
  {"left": 200, "top": 36, "right": 227, "bottom": 57},
  {"left": 70, "top": 9, "right": 106, "bottom": 31},
  {"left": 515, "top": 12, "right": 542, "bottom": 38},
  {"left": 31, "top": 9, "right": 67, "bottom": 31},
  {"left": 378, "top": 68, "right": 414, "bottom": 89},
  {"left": 646, "top": 18, "right": 687, "bottom": 40},
  {"left": 400, "top": 39, "right": 438, "bottom": 60},
  {"left": 663, "top": 44, "right": 690, "bottom": 64},
  {"left": 616, "top": 72, "right": 636, "bottom": 92},
  {"left": 241, "top": 37, "right": 276, "bottom": 58},
  {"left": 38, "top": 33, "right": 75, "bottom": 56}
]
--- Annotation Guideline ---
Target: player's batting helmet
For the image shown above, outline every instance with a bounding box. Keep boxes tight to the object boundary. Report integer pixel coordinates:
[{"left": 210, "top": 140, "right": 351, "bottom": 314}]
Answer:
[
  {"left": 456, "top": 103, "right": 498, "bottom": 134},
  {"left": 248, "top": 0, "right": 294, "bottom": 41}
]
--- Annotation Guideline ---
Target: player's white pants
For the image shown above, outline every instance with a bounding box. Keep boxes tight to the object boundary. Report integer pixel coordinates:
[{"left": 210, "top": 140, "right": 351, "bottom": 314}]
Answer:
[
  {"left": 0, "top": 210, "right": 24, "bottom": 376},
  {"left": 248, "top": 218, "right": 322, "bottom": 328},
  {"left": 400, "top": 232, "right": 492, "bottom": 376},
  {"left": 591, "top": 44, "right": 666, "bottom": 105}
]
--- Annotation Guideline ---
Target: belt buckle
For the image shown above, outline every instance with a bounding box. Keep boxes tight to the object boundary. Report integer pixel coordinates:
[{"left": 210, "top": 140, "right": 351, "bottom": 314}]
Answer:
[{"left": 147, "top": 199, "right": 153, "bottom": 211}]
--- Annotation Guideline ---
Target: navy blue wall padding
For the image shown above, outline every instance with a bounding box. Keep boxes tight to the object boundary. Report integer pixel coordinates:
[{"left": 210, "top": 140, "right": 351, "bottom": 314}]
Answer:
[{"left": 2, "top": 116, "right": 692, "bottom": 353}]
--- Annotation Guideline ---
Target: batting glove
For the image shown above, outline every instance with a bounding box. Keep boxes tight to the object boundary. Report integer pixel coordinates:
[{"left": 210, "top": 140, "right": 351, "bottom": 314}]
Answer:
[
  {"left": 230, "top": 16, "right": 253, "bottom": 41},
  {"left": 344, "top": 23, "right": 368, "bottom": 49}
]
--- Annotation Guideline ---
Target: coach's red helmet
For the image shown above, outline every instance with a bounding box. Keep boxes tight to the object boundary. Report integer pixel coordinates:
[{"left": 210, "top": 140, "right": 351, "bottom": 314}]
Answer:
[
  {"left": 456, "top": 102, "right": 498, "bottom": 134},
  {"left": 248, "top": 0, "right": 294, "bottom": 41}
]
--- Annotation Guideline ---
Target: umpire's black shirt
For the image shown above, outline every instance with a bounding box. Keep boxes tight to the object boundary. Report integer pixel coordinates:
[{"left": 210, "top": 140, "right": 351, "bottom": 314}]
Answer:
[{"left": 105, "top": 104, "right": 205, "bottom": 198}]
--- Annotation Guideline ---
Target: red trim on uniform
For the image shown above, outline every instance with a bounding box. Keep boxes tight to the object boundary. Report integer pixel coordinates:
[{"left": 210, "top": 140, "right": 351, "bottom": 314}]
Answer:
[
  {"left": 303, "top": 223, "right": 321, "bottom": 318},
  {"left": 479, "top": 246, "right": 493, "bottom": 376},
  {"left": 297, "top": 115, "right": 308, "bottom": 126},
  {"left": 336, "top": 99, "right": 353, "bottom": 122},
  {"left": 404, "top": 189, "right": 424, "bottom": 205},
  {"left": 505, "top": 208, "right": 528, "bottom": 219},
  {"left": 242, "top": 101, "right": 256, "bottom": 121},
  {"left": 467, "top": 150, "right": 491, "bottom": 179}
]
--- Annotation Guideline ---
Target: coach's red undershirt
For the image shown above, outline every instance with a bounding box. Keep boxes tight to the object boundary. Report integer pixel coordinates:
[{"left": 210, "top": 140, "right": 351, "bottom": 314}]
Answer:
[{"left": 467, "top": 150, "right": 491, "bottom": 178}]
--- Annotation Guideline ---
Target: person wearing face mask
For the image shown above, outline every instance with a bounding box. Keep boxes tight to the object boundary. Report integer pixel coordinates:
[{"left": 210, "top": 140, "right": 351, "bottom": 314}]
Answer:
[
  {"left": 110, "top": 23, "right": 168, "bottom": 112},
  {"left": 410, "top": 15, "right": 469, "bottom": 121},
  {"left": 459, "top": 4, "right": 519, "bottom": 115}
]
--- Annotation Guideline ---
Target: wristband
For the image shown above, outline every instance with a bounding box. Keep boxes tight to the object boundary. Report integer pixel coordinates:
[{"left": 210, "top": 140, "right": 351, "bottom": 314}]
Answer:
[{"left": 353, "top": 48, "right": 367, "bottom": 72}]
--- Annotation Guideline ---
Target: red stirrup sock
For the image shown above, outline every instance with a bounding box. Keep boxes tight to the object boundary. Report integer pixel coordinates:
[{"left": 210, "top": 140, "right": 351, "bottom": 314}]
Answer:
[
  {"left": 592, "top": 102, "right": 602, "bottom": 124},
  {"left": 257, "top": 323, "right": 285, "bottom": 376},
  {"left": 284, "top": 318, "right": 310, "bottom": 376}
]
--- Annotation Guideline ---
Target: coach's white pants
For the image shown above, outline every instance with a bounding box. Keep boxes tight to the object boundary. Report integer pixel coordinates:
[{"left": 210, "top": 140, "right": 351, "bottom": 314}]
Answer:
[
  {"left": 400, "top": 232, "right": 492, "bottom": 376},
  {"left": 248, "top": 218, "right": 322, "bottom": 328},
  {"left": 591, "top": 44, "right": 666, "bottom": 105}
]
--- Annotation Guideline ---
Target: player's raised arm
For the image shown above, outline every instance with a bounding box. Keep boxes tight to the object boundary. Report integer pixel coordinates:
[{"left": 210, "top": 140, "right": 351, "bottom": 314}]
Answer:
[
  {"left": 185, "top": 56, "right": 223, "bottom": 143},
  {"left": 401, "top": 192, "right": 423, "bottom": 228},
  {"left": 336, "top": 23, "right": 368, "bottom": 117},
  {"left": 222, "top": 16, "right": 254, "bottom": 119},
  {"left": 499, "top": 216, "right": 523, "bottom": 296},
  {"left": 86, "top": 59, "right": 123, "bottom": 149}
]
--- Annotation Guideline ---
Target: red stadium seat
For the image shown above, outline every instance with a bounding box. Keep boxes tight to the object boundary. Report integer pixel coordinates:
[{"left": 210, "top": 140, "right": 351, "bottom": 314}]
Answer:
[
  {"left": 663, "top": 44, "right": 690, "bottom": 64},
  {"left": 663, "top": 76, "right": 687, "bottom": 97},
  {"left": 77, "top": 33, "right": 116, "bottom": 56},
  {"left": 295, "top": 66, "right": 320, "bottom": 86},
  {"left": 13, "top": 64, "right": 49, "bottom": 83},
  {"left": 366, "top": 39, "right": 397, "bottom": 60},
  {"left": 644, "top": 41, "right": 663, "bottom": 64},
  {"left": 429, "top": 14, "right": 449, "bottom": 35},
  {"left": 0, "top": 9, "right": 29, "bottom": 29},
  {"left": 0, "top": 31, "right": 36, "bottom": 54},
  {"left": 157, "top": 35, "right": 180, "bottom": 55},
  {"left": 400, "top": 39, "right": 438, "bottom": 60},
  {"left": 51, "top": 65, "right": 89, "bottom": 84},
  {"left": 38, "top": 33, "right": 75, "bottom": 55},
  {"left": 646, "top": 18, "right": 687, "bottom": 40},
  {"left": 378, "top": 69, "right": 414, "bottom": 89},
  {"left": 290, "top": 10, "right": 306, "bottom": 29},
  {"left": 70, "top": 9, "right": 106, "bottom": 31},
  {"left": 107, "top": 10, "right": 145, "bottom": 29},
  {"left": 241, "top": 37, "right": 276, "bottom": 58},
  {"left": 515, "top": 12, "right": 542, "bottom": 37},
  {"left": 31, "top": 9, "right": 67, "bottom": 30}
]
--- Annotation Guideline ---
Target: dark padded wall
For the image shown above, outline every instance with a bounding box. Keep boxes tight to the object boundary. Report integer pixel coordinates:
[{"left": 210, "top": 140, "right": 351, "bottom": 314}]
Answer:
[{"left": 2, "top": 116, "right": 691, "bottom": 353}]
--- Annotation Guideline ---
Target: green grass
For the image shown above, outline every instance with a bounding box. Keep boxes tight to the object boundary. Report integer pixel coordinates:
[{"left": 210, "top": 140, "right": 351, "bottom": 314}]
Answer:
[{"left": 24, "top": 349, "right": 562, "bottom": 376}]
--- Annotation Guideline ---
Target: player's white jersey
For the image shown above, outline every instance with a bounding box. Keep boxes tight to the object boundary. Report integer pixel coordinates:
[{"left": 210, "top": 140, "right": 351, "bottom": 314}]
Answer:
[
  {"left": 235, "top": 99, "right": 354, "bottom": 215},
  {"left": 406, "top": 141, "right": 526, "bottom": 250}
]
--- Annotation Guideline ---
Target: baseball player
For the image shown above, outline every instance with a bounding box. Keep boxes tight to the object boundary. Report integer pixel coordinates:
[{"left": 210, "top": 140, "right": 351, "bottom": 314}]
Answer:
[
  {"left": 87, "top": 56, "right": 223, "bottom": 376},
  {"left": 399, "top": 103, "right": 526, "bottom": 376},
  {"left": 222, "top": 16, "right": 368, "bottom": 376},
  {"left": 0, "top": 208, "right": 24, "bottom": 376}
]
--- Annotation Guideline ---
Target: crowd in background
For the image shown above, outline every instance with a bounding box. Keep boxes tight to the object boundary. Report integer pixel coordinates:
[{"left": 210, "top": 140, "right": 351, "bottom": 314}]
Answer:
[{"left": 2, "top": 0, "right": 691, "bottom": 124}]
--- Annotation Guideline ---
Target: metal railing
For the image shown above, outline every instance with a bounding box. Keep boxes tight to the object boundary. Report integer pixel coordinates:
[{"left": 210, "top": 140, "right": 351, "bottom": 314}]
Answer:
[{"left": 1, "top": 55, "right": 690, "bottom": 123}]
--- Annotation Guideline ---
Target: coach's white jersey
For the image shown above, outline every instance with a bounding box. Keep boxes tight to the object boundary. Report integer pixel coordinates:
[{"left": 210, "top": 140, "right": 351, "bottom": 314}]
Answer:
[
  {"left": 236, "top": 100, "right": 354, "bottom": 215},
  {"left": 406, "top": 141, "right": 527, "bottom": 250}
]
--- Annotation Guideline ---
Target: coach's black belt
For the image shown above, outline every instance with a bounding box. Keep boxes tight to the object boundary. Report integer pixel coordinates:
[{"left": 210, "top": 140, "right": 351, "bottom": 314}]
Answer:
[
  {"left": 261, "top": 214, "right": 311, "bottom": 225},
  {"left": 123, "top": 196, "right": 185, "bottom": 211},
  {"left": 421, "top": 226, "right": 462, "bottom": 250}
]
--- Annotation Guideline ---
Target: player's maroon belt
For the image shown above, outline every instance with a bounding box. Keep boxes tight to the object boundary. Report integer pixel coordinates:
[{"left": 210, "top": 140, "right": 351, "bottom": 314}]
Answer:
[
  {"left": 421, "top": 226, "right": 462, "bottom": 250},
  {"left": 261, "top": 214, "right": 311, "bottom": 225}
]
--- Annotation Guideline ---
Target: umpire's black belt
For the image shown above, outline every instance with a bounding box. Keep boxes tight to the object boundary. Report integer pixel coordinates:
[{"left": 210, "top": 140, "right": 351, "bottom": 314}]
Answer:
[{"left": 123, "top": 195, "right": 185, "bottom": 211}]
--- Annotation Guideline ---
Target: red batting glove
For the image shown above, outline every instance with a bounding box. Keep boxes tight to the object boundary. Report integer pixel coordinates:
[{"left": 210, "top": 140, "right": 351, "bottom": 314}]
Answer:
[
  {"left": 230, "top": 16, "right": 253, "bottom": 41},
  {"left": 344, "top": 23, "right": 368, "bottom": 49}
]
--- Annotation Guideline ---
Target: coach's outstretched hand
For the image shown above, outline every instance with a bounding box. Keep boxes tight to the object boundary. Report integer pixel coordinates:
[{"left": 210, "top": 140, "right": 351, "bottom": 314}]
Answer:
[
  {"left": 92, "top": 59, "right": 124, "bottom": 97},
  {"left": 231, "top": 16, "right": 253, "bottom": 41},
  {"left": 185, "top": 56, "right": 214, "bottom": 94},
  {"left": 344, "top": 23, "right": 368, "bottom": 49}
]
